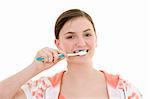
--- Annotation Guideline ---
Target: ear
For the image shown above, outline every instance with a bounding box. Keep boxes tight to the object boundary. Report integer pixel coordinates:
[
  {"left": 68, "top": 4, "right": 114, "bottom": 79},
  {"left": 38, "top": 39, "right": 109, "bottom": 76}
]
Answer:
[{"left": 54, "top": 39, "right": 63, "bottom": 50}]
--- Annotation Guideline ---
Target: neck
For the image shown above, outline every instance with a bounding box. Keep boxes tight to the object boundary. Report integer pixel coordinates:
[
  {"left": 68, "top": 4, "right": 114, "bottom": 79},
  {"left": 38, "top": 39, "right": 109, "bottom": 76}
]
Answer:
[{"left": 65, "top": 60, "right": 96, "bottom": 81}]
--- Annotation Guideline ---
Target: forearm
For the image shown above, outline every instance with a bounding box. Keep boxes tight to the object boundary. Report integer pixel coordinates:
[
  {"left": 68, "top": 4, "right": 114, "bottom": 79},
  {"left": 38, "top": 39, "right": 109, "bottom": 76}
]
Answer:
[
  {"left": 0, "top": 62, "right": 42, "bottom": 98},
  {"left": 0, "top": 47, "right": 62, "bottom": 98}
]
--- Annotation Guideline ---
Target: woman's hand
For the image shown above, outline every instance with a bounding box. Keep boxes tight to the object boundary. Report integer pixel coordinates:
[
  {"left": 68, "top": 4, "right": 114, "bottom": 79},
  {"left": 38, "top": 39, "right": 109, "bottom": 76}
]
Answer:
[{"left": 32, "top": 47, "right": 67, "bottom": 71}]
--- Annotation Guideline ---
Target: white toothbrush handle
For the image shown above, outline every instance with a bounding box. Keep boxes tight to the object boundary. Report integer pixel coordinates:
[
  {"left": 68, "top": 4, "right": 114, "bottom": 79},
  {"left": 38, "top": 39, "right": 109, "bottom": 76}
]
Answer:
[{"left": 67, "top": 53, "right": 79, "bottom": 56}]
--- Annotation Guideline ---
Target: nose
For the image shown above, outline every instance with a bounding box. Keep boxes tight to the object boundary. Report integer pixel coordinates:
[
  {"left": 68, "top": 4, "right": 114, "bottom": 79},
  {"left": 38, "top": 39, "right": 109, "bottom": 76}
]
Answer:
[{"left": 76, "top": 37, "right": 86, "bottom": 47}]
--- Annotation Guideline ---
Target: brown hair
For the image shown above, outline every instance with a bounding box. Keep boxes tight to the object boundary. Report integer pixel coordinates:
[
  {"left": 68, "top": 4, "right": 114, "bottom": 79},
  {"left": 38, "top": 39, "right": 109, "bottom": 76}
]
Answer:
[{"left": 55, "top": 9, "right": 96, "bottom": 39}]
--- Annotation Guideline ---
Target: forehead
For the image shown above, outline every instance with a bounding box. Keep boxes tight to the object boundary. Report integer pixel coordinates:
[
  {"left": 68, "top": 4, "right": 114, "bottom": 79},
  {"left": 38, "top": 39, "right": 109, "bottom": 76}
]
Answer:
[{"left": 59, "top": 17, "right": 94, "bottom": 35}]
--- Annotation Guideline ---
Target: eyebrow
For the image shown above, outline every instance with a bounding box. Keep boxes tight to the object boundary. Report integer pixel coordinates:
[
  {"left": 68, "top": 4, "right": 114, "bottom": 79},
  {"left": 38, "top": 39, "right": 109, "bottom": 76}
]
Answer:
[
  {"left": 83, "top": 29, "right": 91, "bottom": 32},
  {"left": 64, "top": 29, "right": 92, "bottom": 35}
]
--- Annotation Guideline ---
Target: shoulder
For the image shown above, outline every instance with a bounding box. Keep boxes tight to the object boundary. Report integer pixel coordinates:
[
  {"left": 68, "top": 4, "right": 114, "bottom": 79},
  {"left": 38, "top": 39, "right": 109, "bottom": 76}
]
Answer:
[
  {"left": 22, "top": 71, "right": 64, "bottom": 99},
  {"left": 117, "top": 77, "right": 143, "bottom": 98},
  {"left": 101, "top": 70, "right": 143, "bottom": 98},
  {"left": 27, "top": 70, "right": 64, "bottom": 88}
]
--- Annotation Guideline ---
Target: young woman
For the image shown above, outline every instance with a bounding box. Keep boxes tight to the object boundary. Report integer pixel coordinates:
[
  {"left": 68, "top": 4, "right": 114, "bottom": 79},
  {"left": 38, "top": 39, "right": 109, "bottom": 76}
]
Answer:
[{"left": 0, "top": 9, "right": 142, "bottom": 99}]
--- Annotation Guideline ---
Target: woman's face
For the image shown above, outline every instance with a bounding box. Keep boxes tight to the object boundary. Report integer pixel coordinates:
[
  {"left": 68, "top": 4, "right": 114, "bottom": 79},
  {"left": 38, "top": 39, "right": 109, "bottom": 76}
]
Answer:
[{"left": 55, "top": 17, "right": 97, "bottom": 61}]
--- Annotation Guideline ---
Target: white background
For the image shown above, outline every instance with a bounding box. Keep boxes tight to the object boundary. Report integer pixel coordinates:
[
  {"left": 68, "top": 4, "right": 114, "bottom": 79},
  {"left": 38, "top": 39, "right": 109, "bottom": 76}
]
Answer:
[{"left": 0, "top": 0, "right": 149, "bottom": 98}]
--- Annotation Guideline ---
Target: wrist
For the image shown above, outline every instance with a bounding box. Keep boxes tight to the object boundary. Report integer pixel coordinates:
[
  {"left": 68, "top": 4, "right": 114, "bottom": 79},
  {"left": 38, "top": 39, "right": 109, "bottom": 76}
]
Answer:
[{"left": 29, "top": 62, "right": 44, "bottom": 74}]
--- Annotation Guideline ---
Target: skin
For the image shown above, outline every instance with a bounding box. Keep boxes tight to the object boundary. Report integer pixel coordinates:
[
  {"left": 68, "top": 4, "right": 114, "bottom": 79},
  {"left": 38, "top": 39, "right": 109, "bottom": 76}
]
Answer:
[
  {"left": 56, "top": 16, "right": 97, "bottom": 81},
  {"left": 55, "top": 17, "right": 108, "bottom": 99},
  {"left": 0, "top": 17, "right": 108, "bottom": 99}
]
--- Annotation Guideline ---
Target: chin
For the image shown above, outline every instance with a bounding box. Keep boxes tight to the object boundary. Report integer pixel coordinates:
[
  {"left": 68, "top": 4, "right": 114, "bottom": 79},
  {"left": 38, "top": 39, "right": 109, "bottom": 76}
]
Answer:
[{"left": 68, "top": 56, "right": 91, "bottom": 63}]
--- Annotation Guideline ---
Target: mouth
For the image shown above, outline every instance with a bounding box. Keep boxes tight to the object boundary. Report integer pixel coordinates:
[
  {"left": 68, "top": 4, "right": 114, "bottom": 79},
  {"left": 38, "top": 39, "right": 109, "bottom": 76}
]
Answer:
[{"left": 73, "top": 49, "right": 89, "bottom": 53}]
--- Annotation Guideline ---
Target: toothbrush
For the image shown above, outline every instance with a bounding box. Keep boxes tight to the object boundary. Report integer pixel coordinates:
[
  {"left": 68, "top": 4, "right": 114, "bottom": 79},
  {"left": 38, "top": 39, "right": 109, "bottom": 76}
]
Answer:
[{"left": 36, "top": 50, "right": 87, "bottom": 61}]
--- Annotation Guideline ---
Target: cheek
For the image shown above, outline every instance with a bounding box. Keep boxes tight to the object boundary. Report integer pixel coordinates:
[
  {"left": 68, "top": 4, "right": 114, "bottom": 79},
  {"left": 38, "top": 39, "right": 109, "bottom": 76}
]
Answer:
[
  {"left": 60, "top": 40, "right": 73, "bottom": 52},
  {"left": 93, "top": 37, "right": 97, "bottom": 48},
  {"left": 89, "top": 38, "right": 97, "bottom": 48},
  {"left": 91, "top": 42, "right": 96, "bottom": 50}
]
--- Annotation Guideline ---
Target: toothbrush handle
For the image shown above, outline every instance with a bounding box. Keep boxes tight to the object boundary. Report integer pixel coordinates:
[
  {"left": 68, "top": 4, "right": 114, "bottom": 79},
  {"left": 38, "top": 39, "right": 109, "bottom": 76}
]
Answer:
[
  {"left": 36, "top": 57, "right": 45, "bottom": 61},
  {"left": 58, "top": 54, "right": 65, "bottom": 58},
  {"left": 35, "top": 54, "right": 65, "bottom": 61}
]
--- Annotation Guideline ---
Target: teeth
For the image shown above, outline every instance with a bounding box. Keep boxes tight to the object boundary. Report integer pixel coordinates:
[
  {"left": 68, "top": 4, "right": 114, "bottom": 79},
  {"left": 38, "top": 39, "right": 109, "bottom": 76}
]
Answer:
[{"left": 74, "top": 49, "right": 88, "bottom": 53}]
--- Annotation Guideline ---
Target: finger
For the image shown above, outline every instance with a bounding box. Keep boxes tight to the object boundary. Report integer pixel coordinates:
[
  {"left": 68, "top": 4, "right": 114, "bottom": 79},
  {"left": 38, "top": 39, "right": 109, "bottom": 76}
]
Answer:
[
  {"left": 43, "top": 48, "right": 66, "bottom": 62},
  {"left": 44, "top": 48, "right": 60, "bottom": 62},
  {"left": 42, "top": 49, "right": 53, "bottom": 63},
  {"left": 36, "top": 50, "right": 49, "bottom": 63},
  {"left": 51, "top": 50, "right": 59, "bottom": 63}
]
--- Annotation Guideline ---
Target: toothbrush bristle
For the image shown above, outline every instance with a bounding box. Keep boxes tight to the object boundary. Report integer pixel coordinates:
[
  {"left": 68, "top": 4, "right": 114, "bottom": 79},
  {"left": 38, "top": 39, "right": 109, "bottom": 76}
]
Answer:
[{"left": 78, "top": 50, "right": 87, "bottom": 56}]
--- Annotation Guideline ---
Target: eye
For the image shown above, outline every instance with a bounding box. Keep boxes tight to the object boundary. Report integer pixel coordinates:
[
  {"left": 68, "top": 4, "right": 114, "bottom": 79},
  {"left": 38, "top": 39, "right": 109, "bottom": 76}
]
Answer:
[
  {"left": 66, "top": 35, "right": 73, "bottom": 39},
  {"left": 85, "top": 33, "right": 92, "bottom": 37}
]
